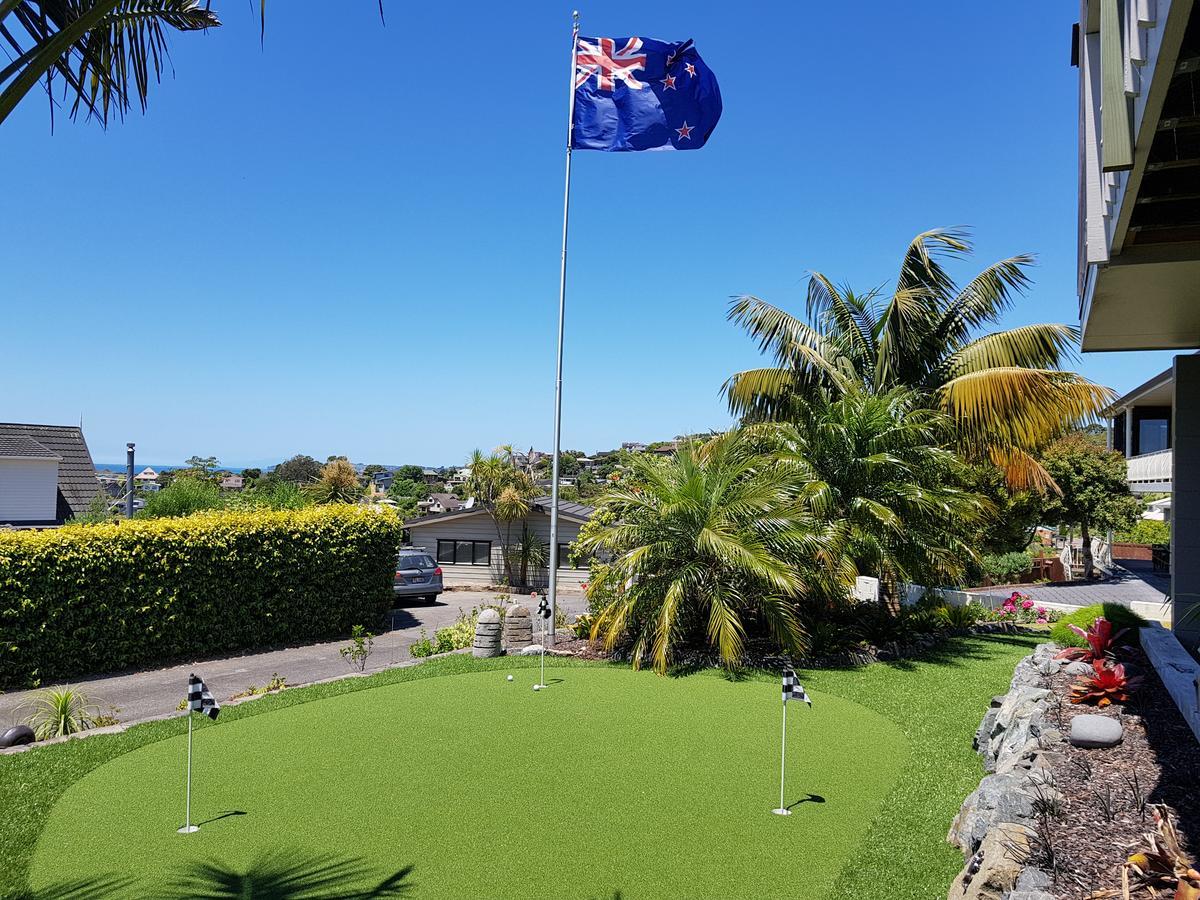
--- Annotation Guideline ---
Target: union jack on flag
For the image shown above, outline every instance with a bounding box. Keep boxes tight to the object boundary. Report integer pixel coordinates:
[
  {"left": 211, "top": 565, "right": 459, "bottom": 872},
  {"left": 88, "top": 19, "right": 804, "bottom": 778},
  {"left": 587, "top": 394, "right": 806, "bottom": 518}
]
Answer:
[{"left": 572, "top": 35, "right": 722, "bottom": 152}]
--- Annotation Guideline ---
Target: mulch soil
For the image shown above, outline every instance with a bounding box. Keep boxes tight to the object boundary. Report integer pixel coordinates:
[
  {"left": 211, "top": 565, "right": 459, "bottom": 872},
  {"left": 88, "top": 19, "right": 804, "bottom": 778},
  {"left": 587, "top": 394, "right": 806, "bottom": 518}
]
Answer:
[{"left": 1041, "top": 643, "right": 1200, "bottom": 898}]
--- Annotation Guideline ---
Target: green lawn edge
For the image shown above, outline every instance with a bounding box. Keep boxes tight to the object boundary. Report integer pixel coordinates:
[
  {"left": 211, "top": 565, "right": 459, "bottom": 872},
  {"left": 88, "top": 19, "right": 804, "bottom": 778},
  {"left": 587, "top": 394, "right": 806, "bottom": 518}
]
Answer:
[{"left": 0, "top": 634, "right": 1038, "bottom": 899}]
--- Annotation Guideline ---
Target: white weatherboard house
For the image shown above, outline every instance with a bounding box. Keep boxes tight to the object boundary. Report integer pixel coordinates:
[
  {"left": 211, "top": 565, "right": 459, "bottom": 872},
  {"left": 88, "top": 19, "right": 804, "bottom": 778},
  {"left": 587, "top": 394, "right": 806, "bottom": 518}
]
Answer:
[
  {"left": 404, "top": 496, "right": 594, "bottom": 589},
  {"left": 0, "top": 423, "right": 101, "bottom": 527},
  {"left": 1075, "top": 0, "right": 1200, "bottom": 646}
]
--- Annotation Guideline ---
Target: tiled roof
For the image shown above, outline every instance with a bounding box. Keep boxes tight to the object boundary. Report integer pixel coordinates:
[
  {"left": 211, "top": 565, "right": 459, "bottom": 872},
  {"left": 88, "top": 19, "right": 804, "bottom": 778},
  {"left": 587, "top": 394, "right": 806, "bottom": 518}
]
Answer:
[
  {"left": 0, "top": 423, "right": 101, "bottom": 523},
  {"left": 0, "top": 435, "right": 60, "bottom": 459}
]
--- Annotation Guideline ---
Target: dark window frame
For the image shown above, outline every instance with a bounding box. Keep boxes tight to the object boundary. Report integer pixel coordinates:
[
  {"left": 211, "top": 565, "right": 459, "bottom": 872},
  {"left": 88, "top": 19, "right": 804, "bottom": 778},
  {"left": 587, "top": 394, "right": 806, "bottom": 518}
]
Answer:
[
  {"left": 436, "top": 539, "right": 492, "bottom": 566},
  {"left": 1132, "top": 405, "right": 1171, "bottom": 456}
]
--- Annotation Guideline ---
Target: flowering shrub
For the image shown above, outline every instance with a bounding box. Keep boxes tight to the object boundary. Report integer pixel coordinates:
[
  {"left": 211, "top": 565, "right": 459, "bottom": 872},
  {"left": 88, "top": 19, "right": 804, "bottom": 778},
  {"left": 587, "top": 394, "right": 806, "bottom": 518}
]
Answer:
[{"left": 989, "top": 592, "right": 1060, "bottom": 625}]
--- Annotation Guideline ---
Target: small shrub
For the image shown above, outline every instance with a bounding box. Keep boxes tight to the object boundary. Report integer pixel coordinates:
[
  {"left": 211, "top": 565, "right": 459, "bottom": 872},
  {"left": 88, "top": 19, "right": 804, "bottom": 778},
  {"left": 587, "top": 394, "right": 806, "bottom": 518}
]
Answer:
[
  {"left": 1116, "top": 519, "right": 1170, "bottom": 545},
  {"left": 981, "top": 550, "right": 1033, "bottom": 584},
  {"left": 339, "top": 626, "right": 375, "bottom": 672},
  {"left": 409, "top": 630, "right": 434, "bottom": 658},
  {"left": 20, "top": 686, "right": 99, "bottom": 740},
  {"left": 1069, "top": 659, "right": 1142, "bottom": 706},
  {"left": 937, "top": 602, "right": 985, "bottom": 628},
  {"left": 571, "top": 612, "right": 595, "bottom": 639},
  {"left": 433, "top": 609, "right": 477, "bottom": 654},
  {"left": 138, "top": 476, "right": 224, "bottom": 518},
  {"left": 1050, "top": 604, "right": 1147, "bottom": 648}
]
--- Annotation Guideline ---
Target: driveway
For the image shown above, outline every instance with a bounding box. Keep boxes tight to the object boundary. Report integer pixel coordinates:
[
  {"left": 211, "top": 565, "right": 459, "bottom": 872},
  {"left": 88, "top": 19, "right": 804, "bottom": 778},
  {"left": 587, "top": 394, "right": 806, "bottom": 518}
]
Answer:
[{"left": 0, "top": 590, "right": 588, "bottom": 730}]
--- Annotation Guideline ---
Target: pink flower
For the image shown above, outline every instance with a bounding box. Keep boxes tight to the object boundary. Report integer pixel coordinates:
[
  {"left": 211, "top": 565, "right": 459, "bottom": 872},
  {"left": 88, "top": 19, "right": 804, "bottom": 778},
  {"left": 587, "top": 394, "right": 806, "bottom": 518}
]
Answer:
[
  {"left": 997, "top": 608, "right": 1009, "bottom": 617},
  {"left": 1022, "top": 599, "right": 1034, "bottom": 610},
  {"left": 1036, "top": 617, "right": 1048, "bottom": 624},
  {"left": 1036, "top": 606, "right": 1046, "bottom": 615}
]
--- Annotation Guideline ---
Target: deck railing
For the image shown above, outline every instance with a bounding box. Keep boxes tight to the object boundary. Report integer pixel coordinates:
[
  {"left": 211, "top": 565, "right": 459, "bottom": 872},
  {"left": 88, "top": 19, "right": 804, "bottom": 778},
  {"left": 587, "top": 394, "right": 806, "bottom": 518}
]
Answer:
[{"left": 1127, "top": 448, "right": 1172, "bottom": 489}]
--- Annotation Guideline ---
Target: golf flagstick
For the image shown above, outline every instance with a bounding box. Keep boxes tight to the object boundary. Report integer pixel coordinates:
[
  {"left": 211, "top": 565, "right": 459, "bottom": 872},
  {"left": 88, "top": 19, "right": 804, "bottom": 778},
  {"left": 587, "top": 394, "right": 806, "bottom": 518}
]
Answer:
[
  {"left": 178, "top": 713, "right": 199, "bottom": 833},
  {"left": 179, "top": 673, "right": 220, "bottom": 834},
  {"left": 774, "top": 667, "right": 811, "bottom": 816},
  {"left": 773, "top": 696, "right": 790, "bottom": 816}
]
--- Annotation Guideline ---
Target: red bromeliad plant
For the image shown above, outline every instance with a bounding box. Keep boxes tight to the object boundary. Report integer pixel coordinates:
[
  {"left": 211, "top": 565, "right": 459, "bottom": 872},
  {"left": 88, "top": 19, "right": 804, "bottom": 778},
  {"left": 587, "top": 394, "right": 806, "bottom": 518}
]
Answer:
[
  {"left": 1055, "top": 616, "right": 1128, "bottom": 662},
  {"left": 1069, "top": 658, "right": 1142, "bottom": 707}
]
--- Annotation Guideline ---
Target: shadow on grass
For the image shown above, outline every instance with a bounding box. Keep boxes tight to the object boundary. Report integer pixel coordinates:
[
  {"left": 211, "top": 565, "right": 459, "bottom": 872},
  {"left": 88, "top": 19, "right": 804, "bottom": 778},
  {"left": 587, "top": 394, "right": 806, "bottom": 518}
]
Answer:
[
  {"left": 787, "top": 793, "right": 826, "bottom": 810},
  {"left": 195, "top": 809, "right": 247, "bottom": 827},
  {"left": 16, "top": 876, "right": 136, "bottom": 898},
  {"left": 162, "top": 851, "right": 414, "bottom": 899}
]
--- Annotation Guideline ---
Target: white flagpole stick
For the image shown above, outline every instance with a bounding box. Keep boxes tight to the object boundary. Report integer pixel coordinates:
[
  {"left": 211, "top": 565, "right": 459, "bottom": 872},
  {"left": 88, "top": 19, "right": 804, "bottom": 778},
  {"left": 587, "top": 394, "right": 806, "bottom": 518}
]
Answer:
[
  {"left": 178, "top": 713, "right": 199, "bottom": 833},
  {"left": 773, "top": 699, "right": 791, "bottom": 816},
  {"left": 545, "top": 9, "right": 580, "bottom": 648}
]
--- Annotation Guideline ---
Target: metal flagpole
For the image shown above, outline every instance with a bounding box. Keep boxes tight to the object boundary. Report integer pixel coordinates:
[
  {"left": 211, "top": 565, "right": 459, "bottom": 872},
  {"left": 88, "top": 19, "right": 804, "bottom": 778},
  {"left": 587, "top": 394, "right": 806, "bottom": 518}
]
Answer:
[
  {"left": 773, "top": 699, "right": 791, "bottom": 816},
  {"left": 178, "top": 714, "right": 199, "bottom": 833},
  {"left": 545, "top": 9, "right": 580, "bottom": 648}
]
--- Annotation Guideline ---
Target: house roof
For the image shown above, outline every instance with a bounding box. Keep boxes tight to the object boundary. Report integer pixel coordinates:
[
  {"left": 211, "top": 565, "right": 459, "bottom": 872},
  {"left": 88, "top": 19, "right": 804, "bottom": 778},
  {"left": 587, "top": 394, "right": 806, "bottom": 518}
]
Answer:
[
  {"left": 405, "top": 495, "right": 594, "bottom": 528},
  {"left": 0, "top": 423, "right": 100, "bottom": 523},
  {"left": 0, "top": 435, "right": 60, "bottom": 460}
]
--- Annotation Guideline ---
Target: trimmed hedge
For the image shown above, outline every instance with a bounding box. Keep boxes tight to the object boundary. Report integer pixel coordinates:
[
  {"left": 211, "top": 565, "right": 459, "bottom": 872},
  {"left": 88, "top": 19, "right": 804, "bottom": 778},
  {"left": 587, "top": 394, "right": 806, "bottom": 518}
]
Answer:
[
  {"left": 0, "top": 506, "right": 402, "bottom": 688},
  {"left": 1049, "top": 602, "right": 1149, "bottom": 648}
]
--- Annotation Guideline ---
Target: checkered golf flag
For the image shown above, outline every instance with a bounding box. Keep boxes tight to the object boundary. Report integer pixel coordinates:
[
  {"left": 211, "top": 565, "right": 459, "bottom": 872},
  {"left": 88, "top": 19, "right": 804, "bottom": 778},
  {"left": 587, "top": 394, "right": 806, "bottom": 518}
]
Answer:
[
  {"left": 187, "top": 673, "right": 220, "bottom": 720},
  {"left": 782, "top": 668, "right": 811, "bottom": 706}
]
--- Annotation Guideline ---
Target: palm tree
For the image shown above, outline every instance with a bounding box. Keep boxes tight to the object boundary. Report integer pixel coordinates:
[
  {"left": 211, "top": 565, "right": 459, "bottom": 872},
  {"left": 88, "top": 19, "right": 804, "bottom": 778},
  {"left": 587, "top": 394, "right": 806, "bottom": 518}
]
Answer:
[
  {"left": 724, "top": 229, "right": 1113, "bottom": 491},
  {"left": 0, "top": 1, "right": 221, "bottom": 128},
  {"left": 464, "top": 449, "right": 537, "bottom": 586},
  {"left": 749, "top": 388, "right": 991, "bottom": 600},
  {"left": 580, "top": 430, "right": 849, "bottom": 674}
]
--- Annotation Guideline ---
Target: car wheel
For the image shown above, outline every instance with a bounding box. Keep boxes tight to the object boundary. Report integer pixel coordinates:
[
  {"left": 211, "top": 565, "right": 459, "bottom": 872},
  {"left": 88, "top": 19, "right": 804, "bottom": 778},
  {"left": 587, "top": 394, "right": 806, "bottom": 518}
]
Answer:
[{"left": 428, "top": 593, "right": 440, "bottom": 604}]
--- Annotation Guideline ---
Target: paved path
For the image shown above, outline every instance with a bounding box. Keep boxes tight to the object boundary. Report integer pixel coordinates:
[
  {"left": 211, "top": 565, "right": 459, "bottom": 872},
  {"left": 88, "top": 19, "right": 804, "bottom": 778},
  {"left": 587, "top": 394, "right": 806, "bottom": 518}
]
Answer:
[
  {"left": 0, "top": 591, "right": 587, "bottom": 730},
  {"left": 974, "top": 560, "right": 1169, "bottom": 616}
]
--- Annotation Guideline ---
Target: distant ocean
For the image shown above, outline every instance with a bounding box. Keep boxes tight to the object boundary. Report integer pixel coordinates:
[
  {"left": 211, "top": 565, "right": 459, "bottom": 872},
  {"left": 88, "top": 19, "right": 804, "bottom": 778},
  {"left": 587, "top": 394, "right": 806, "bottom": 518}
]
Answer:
[{"left": 95, "top": 464, "right": 247, "bottom": 473}]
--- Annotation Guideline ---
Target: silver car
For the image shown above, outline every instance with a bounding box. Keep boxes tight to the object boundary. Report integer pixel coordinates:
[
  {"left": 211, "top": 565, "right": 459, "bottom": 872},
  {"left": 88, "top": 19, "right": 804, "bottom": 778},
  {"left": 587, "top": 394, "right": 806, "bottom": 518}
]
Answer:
[{"left": 393, "top": 549, "right": 443, "bottom": 603}]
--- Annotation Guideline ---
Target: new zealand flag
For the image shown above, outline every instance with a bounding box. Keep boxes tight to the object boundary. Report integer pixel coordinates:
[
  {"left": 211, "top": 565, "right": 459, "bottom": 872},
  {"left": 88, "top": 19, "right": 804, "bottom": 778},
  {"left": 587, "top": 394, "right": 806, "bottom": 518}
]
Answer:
[{"left": 572, "top": 36, "right": 722, "bottom": 152}]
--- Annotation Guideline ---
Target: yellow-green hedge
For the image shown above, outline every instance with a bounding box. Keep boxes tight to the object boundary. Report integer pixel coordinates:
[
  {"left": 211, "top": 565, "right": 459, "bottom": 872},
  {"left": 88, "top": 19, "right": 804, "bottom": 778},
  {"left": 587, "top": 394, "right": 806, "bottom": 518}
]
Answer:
[{"left": 0, "top": 506, "right": 402, "bottom": 687}]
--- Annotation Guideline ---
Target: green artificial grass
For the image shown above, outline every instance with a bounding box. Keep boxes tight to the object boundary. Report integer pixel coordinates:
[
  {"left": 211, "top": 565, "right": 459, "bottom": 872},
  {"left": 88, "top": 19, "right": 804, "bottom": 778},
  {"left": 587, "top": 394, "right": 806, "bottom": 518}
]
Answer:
[
  {"left": 1049, "top": 603, "right": 1148, "bottom": 647},
  {"left": 1, "top": 635, "right": 1038, "bottom": 899}
]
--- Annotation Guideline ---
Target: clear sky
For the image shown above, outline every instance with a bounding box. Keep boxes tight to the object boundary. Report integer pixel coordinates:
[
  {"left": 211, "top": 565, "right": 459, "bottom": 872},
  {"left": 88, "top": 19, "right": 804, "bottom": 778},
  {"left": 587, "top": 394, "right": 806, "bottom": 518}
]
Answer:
[{"left": 3, "top": 1, "right": 1177, "bottom": 467}]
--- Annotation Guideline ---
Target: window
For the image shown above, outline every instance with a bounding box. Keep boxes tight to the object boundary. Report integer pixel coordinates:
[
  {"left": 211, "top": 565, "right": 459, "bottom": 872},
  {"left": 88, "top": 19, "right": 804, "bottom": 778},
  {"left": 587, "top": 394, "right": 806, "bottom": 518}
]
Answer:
[
  {"left": 397, "top": 554, "right": 436, "bottom": 570},
  {"left": 1132, "top": 406, "right": 1171, "bottom": 455},
  {"left": 436, "top": 539, "right": 492, "bottom": 566},
  {"left": 557, "top": 543, "right": 589, "bottom": 568}
]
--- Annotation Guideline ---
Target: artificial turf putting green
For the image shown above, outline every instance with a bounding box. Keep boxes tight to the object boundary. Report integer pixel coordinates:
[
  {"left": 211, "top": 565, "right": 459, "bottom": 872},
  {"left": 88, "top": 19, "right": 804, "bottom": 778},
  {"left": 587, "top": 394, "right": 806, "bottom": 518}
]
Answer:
[{"left": 28, "top": 666, "right": 905, "bottom": 899}]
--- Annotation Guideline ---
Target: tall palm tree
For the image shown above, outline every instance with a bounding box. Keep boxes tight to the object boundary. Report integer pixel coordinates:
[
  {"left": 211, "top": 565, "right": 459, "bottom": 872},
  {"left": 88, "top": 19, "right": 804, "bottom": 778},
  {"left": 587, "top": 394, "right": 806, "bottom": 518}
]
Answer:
[
  {"left": 0, "top": 1, "right": 221, "bottom": 128},
  {"left": 464, "top": 449, "right": 537, "bottom": 586},
  {"left": 580, "top": 430, "right": 850, "bottom": 674},
  {"left": 724, "top": 229, "right": 1113, "bottom": 491},
  {"left": 748, "top": 388, "right": 991, "bottom": 598}
]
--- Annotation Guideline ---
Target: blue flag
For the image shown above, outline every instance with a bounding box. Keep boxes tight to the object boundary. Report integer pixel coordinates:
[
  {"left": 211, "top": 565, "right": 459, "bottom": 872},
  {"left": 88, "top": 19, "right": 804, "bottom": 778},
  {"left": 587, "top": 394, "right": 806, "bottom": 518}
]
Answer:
[{"left": 572, "top": 36, "right": 722, "bottom": 152}]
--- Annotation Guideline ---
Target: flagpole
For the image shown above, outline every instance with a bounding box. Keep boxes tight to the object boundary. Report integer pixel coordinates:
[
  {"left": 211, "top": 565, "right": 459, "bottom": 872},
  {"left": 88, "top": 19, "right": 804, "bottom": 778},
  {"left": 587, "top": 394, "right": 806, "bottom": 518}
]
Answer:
[
  {"left": 545, "top": 9, "right": 580, "bottom": 648},
  {"left": 178, "top": 714, "right": 199, "bottom": 833},
  {"left": 773, "top": 699, "right": 791, "bottom": 816}
]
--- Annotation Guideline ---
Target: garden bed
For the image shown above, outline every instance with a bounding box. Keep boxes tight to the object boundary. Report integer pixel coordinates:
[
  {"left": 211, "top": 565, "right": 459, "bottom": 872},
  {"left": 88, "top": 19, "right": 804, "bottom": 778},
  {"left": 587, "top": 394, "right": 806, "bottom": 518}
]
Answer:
[{"left": 1040, "top": 643, "right": 1200, "bottom": 898}]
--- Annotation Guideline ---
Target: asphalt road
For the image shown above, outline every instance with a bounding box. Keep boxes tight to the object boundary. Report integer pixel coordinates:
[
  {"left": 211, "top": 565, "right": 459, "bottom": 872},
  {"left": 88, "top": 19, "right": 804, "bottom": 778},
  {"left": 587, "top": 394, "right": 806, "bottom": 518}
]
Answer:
[{"left": 0, "top": 591, "right": 588, "bottom": 729}]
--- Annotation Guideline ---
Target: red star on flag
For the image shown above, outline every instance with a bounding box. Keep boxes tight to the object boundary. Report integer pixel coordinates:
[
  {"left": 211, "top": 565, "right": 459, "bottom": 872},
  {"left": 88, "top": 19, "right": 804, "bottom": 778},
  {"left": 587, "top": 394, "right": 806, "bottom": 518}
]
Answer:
[
  {"left": 660, "top": 73, "right": 676, "bottom": 90},
  {"left": 675, "top": 121, "right": 693, "bottom": 140},
  {"left": 685, "top": 62, "right": 697, "bottom": 76}
]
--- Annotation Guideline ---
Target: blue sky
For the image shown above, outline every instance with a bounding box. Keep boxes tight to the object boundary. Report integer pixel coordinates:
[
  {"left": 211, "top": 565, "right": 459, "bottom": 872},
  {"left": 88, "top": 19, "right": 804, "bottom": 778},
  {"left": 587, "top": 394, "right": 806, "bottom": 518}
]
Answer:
[{"left": 4, "top": 1, "right": 1176, "bottom": 467}]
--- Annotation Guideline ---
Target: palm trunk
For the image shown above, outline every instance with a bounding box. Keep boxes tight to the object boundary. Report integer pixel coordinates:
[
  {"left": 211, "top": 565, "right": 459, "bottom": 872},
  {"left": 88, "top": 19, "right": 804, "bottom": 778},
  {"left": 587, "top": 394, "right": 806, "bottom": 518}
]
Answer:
[{"left": 1081, "top": 519, "right": 1094, "bottom": 579}]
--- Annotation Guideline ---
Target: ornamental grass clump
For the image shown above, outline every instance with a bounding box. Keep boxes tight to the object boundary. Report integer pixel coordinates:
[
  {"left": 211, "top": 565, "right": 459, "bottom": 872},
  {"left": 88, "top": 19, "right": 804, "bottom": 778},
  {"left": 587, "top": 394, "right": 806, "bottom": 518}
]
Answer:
[{"left": 20, "top": 687, "right": 100, "bottom": 740}]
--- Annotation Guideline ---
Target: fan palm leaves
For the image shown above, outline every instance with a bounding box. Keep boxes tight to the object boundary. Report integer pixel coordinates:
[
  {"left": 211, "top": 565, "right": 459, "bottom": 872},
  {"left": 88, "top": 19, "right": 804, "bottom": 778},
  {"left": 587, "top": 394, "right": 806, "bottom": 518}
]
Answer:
[
  {"left": 0, "top": 1, "right": 221, "bottom": 128},
  {"left": 580, "top": 430, "right": 849, "bottom": 674},
  {"left": 724, "top": 229, "right": 1113, "bottom": 490},
  {"left": 748, "top": 388, "right": 991, "bottom": 595}
]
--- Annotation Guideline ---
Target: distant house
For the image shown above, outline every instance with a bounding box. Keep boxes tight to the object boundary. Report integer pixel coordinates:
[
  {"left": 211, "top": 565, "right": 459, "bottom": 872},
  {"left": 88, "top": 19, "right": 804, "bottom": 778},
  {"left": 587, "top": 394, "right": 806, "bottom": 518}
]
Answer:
[
  {"left": 0, "top": 423, "right": 101, "bottom": 526},
  {"left": 621, "top": 442, "right": 648, "bottom": 452},
  {"left": 576, "top": 456, "right": 597, "bottom": 469},
  {"left": 134, "top": 466, "right": 158, "bottom": 482},
  {"left": 219, "top": 474, "right": 245, "bottom": 491},
  {"left": 421, "top": 469, "right": 442, "bottom": 485},
  {"left": 372, "top": 471, "right": 395, "bottom": 491},
  {"left": 417, "top": 493, "right": 464, "bottom": 516},
  {"left": 404, "top": 496, "right": 595, "bottom": 588},
  {"left": 448, "top": 467, "right": 472, "bottom": 486},
  {"left": 649, "top": 441, "right": 680, "bottom": 456}
]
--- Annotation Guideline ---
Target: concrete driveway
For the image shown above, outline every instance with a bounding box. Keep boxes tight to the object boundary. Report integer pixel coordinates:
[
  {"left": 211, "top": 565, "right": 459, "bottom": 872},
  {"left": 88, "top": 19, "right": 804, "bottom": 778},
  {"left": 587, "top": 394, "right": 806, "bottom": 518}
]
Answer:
[{"left": 0, "top": 590, "right": 588, "bottom": 730}]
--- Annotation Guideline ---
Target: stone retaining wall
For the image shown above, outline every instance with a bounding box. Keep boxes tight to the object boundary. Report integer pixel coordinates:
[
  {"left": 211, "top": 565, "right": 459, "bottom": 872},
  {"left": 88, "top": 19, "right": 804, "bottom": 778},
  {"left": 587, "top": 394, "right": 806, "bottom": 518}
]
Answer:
[{"left": 946, "top": 643, "right": 1066, "bottom": 900}]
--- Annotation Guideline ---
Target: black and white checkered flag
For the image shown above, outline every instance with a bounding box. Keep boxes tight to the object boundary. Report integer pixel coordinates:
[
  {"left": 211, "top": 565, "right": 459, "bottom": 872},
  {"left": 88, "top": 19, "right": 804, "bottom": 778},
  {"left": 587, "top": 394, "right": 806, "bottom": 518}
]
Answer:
[
  {"left": 782, "top": 668, "right": 811, "bottom": 707},
  {"left": 187, "top": 673, "right": 220, "bottom": 720}
]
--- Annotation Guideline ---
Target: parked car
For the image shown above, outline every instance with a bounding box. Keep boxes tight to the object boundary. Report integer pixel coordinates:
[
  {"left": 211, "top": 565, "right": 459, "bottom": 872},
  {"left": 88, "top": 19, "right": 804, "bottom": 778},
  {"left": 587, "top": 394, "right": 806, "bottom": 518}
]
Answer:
[{"left": 394, "top": 549, "right": 443, "bottom": 603}]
